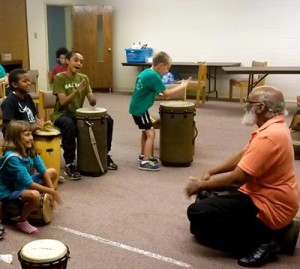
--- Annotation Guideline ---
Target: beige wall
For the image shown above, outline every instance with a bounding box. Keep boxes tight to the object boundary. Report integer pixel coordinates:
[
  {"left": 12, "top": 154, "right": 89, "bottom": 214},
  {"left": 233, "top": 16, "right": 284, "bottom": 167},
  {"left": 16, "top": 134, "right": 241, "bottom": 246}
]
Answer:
[{"left": 27, "top": 0, "right": 300, "bottom": 102}]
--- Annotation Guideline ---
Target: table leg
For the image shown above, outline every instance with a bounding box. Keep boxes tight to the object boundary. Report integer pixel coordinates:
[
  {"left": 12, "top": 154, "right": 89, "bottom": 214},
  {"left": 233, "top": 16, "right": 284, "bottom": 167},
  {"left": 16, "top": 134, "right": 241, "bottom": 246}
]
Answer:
[
  {"left": 247, "top": 74, "right": 254, "bottom": 96},
  {"left": 207, "top": 67, "right": 218, "bottom": 98}
]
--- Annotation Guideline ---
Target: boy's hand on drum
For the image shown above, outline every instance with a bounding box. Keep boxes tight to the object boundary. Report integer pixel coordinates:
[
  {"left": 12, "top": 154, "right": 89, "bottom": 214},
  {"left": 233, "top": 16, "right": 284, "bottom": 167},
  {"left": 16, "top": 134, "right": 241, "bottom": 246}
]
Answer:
[
  {"left": 43, "top": 121, "right": 53, "bottom": 127},
  {"left": 157, "top": 93, "right": 167, "bottom": 99},
  {"left": 35, "top": 118, "right": 45, "bottom": 129}
]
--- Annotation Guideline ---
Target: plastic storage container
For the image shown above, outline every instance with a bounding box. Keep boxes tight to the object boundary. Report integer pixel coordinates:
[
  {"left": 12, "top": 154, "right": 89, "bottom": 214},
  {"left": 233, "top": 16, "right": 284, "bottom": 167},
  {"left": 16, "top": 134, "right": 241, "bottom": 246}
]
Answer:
[{"left": 125, "top": 48, "right": 153, "bottom": 63}]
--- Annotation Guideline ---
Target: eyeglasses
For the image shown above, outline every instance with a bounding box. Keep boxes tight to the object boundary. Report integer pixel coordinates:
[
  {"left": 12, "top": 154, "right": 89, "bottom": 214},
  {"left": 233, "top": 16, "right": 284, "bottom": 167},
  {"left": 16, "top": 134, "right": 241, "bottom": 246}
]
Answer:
[{"left": 244, "top": 99, "right": 263, "bottom": 105}]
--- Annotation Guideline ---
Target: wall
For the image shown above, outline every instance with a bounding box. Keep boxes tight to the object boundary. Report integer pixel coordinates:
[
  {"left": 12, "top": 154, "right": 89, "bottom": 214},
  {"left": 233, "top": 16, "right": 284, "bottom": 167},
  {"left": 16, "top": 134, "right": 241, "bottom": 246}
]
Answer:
[
  {"left": 26, "top": 0, "right": 300, "bottom": 102},
  {"left": 47, "top": 5, "right": 67, "bottom": 70}
]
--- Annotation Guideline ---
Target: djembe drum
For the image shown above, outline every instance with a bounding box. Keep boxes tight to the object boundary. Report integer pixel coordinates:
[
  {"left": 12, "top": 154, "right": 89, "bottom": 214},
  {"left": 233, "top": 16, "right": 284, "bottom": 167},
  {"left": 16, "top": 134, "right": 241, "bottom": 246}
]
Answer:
[
  {"left": 159, "top": 101, "right": 197, "bottom": 167},
  {"left": 76, "top": 107, "right": 108, "bottom": 176},
  {"left": 291, "top": 129, "right": 300, "bottom": 159},
  {"left": 1, "top": 193, "right": 53, "bottom": 225},
  {"left": 18, "top": 239, "right": 70, "bottom": 269},
  {"left": 28, "top": 193, "right": 53, "bottom": 225},
  {"left": 34, "top": 127, "right": 61, "bottom": 189}
]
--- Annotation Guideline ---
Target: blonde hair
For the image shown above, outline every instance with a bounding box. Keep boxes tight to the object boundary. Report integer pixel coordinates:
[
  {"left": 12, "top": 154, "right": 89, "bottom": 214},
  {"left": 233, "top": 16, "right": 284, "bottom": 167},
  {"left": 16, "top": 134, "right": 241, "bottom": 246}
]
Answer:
[
  {"left": 3, "top": 120, "right": 37, "bottom": 157},
  {"left": 152, "top": 51, "right": 172, "bottom": 67}
]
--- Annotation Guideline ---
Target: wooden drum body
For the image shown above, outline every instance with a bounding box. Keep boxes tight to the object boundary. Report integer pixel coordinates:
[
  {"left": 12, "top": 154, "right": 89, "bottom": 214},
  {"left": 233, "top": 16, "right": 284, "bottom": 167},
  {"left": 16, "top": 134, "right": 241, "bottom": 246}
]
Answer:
[
  {"left": 34, "top": 128, "right": 61, "bottom": 189},
  {"left": 76, "top": 107, "right": 108, "bottom": 176},
  {"left": 291, "top": 129, "right": 300, "bottom": 159},
  {"left": 18, "top": 239, "right": 70, "bottom": 269},
  {"left": 1, "top": 193, "right": 53, "bottom": 225},
  {"left": 159, "top": 101, "right": 196, "bottom": 167}
]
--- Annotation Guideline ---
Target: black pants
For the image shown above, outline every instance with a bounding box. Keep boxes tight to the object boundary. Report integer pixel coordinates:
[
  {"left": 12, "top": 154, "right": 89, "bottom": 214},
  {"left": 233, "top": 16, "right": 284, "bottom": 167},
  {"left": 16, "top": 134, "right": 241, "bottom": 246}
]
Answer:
[
  {"left": 54, "top": 113, "right": 114, "bottom": 165},
  {"left": 187, "top": 191, "right": 273, "bottom": 255}
]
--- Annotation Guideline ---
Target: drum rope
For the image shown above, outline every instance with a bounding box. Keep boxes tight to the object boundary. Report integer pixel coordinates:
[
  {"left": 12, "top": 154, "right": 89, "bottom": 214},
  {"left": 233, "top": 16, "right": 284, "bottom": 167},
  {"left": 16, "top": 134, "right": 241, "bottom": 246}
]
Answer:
[
  {"left": 193, "top": 121, "right": 198, "bottom": 145},
  {"left": 85, "top": 121, "right": 105, "bottom": 174}
]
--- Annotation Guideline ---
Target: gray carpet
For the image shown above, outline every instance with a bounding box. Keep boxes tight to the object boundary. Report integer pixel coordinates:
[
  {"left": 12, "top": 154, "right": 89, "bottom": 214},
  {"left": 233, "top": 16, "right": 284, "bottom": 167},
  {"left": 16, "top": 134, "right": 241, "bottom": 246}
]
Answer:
[{"left": 1, "top": 92, "right": 299, "bottom": 269}]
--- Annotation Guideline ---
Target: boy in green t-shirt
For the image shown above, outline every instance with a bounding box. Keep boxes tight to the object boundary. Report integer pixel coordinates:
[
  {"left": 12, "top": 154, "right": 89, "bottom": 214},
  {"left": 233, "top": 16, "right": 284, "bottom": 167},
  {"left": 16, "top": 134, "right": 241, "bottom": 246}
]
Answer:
[
  {"left": 129, "top": 51, "right": 190, "bottom": 171},
  {"left": 52, "top": 51, "right": 117, "bottom": 180}
]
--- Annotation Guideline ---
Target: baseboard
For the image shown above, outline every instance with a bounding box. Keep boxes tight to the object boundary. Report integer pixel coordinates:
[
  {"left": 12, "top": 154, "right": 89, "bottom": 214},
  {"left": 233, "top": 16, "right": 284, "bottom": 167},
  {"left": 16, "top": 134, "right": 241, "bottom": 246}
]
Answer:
[{"left": 92, "top": 88, "right": 112, "bottom": 93}]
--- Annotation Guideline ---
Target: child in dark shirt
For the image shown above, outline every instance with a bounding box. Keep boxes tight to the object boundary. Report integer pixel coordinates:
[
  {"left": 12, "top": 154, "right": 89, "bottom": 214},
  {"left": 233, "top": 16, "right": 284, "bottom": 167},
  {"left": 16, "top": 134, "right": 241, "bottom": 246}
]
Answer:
[{"left": 1, "top": 69, "right": 45, "bottom": 136}]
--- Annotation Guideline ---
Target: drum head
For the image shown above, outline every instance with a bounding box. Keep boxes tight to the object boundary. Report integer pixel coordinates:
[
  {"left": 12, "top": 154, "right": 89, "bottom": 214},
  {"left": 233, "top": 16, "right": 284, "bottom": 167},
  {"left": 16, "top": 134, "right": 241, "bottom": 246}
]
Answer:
[
  {"left": 160, "top": 101, "right": 195, "bottom": 110},
  {"left": 42, "top": 193, "right": 53, "bottom": 224},
  {"left": 76, "top": 107, "right": 107, "bottom": 118},
  {"left": 35, "top": 127, "right": 61, "bottom": 137},
  {"left": 19, "top": 239, "right": 68, "bottom": 263}
]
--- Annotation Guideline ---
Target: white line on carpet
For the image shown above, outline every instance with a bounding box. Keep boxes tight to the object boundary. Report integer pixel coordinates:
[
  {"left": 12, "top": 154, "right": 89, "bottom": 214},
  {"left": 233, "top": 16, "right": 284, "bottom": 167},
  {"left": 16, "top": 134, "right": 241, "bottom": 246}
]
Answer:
[{"left": 52, "top": 225, "right": 191, "bottom": 268}]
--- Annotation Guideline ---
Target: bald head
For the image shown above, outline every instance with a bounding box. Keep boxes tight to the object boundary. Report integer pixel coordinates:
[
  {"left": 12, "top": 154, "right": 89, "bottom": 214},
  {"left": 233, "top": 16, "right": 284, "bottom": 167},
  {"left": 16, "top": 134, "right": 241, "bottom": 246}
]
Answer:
[{"left": 250, "top": 85, "right": 286, "bottom": 117}]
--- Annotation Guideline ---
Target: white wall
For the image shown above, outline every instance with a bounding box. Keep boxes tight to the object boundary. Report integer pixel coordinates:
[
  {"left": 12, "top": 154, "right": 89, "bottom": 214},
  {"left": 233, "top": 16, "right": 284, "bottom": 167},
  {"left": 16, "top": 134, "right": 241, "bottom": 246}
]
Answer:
[{"left": 27, "top": 0, "right": 300, "bottom": 101}]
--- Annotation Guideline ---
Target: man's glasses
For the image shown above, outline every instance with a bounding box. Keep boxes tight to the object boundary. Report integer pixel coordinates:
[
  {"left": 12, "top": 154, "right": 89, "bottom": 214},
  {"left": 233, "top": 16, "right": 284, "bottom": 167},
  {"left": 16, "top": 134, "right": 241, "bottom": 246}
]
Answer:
[{"left": 244, "top": 99, "right": 263, "bottom": 105}]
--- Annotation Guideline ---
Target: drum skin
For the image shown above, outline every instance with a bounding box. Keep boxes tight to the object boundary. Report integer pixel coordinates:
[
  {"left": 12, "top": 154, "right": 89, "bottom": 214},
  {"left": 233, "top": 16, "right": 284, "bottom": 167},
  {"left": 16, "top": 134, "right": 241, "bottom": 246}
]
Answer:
[
  {"left": 159, "top": 101, "right": 196, "bottom": 167},
  {"left": 18, "top": 239, "right": 70, "bottom": 269},
  {"left": 29, "top": 193, "right": 53, "bottom": 225},
  {"left": 34, "top": 128, "right": 61, "bottom": 189},
  {"left": 76, "top": 107, "right": 108, "bottom": 176}
]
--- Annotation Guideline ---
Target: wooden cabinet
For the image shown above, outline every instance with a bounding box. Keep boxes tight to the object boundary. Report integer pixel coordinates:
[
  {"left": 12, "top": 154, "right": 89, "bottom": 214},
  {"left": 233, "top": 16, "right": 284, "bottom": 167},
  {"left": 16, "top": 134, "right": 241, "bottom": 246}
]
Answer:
[
  {"left": 0, "top": 60, "right": 23, "bottom": 73},
  {"left": 0, "top": 0, "right": 29, "bottom": 70}
]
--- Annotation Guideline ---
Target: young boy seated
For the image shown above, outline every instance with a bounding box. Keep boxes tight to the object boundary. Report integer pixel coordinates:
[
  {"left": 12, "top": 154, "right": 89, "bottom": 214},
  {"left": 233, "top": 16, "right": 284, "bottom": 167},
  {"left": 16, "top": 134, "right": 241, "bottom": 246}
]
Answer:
[{"left": 1, "top": 69, "right": 45, "bottom": 136}]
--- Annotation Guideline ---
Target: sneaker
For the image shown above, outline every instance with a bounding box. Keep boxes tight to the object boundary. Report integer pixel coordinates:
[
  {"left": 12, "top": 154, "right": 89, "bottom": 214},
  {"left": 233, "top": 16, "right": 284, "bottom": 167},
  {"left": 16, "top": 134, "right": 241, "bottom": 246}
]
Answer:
[
  {"left": 138, "top": 155, "right": 159, "bottom": 164},
  {"left": 0, "top": 224, "right": 5, "bottom": 240},
  {"left": 107, "top": 155, "right": 118, "bottom": 170},
  {"left": 64, "top": 163, "right": 81, "bottom": 180},
  {"left": 139, "top": 160, "right": 160, "bottom": 171}
]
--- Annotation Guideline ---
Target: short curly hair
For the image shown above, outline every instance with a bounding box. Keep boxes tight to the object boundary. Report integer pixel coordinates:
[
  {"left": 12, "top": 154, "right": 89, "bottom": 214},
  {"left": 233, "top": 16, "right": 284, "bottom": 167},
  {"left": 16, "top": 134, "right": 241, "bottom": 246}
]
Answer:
[{"left": 56, "top": 47, "right": 68, "bottom": 59}]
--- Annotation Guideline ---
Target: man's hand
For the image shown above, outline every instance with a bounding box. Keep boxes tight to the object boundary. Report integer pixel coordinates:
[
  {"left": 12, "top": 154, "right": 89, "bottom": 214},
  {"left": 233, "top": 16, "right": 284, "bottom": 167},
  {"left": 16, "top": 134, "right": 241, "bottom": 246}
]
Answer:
[{"left": 185, "top": 172, "right": 210, "bottom": 197}]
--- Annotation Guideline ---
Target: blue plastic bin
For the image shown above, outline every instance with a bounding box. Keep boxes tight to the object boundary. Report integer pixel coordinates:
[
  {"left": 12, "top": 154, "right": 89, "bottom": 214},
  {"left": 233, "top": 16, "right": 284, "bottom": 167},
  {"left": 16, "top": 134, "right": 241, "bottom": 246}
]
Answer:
[{"left": 125, "top": 48, "right": 153, "bottom": 63}]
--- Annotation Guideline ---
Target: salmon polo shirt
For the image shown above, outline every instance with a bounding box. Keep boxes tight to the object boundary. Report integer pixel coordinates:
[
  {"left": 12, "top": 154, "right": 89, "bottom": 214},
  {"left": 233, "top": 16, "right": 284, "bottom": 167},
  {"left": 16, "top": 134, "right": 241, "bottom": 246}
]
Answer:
[{"left": 238, "top": 115, "right": 299, "bottom": 229}]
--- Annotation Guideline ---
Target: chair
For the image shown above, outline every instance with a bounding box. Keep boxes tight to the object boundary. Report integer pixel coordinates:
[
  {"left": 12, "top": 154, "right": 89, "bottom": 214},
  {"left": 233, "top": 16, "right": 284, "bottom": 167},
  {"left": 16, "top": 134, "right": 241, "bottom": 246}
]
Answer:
[
  {"left": 27, "top": 70, "right": 40, "bottom": 106},
  {"left": 0, "top": 82, "right": 7, "bottom": 126},
  {"left": 186, "top": 63, "right": 208, "bottom": 108},
  {"left": 38, "top": 90, "right": 57, "bottom": 121},
  {"left": 1, "top": 81, "right": 6, "bottom": 98},
  {"left": 229, "top": 60, "right": 268, "bottom": 103}
]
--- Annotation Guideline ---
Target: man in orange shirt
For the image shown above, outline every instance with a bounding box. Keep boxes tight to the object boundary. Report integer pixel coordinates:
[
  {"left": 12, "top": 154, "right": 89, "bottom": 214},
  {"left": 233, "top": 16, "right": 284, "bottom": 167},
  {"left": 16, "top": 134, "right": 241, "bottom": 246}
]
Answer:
[{"left": 186, "top": 85, "right": 299, "bottom": 267}]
